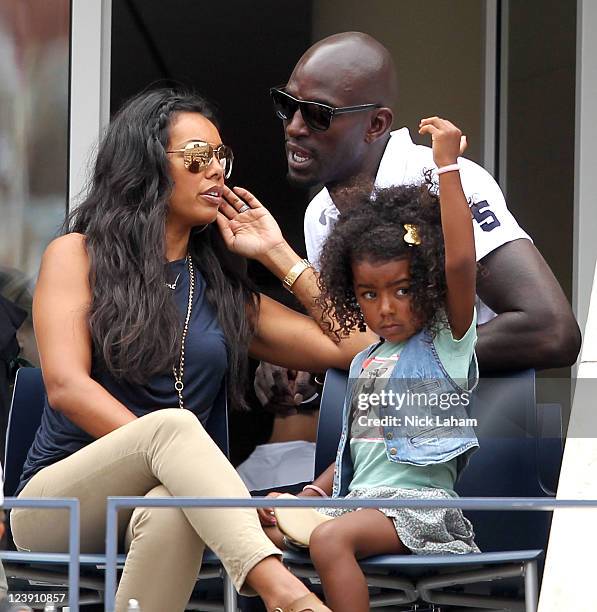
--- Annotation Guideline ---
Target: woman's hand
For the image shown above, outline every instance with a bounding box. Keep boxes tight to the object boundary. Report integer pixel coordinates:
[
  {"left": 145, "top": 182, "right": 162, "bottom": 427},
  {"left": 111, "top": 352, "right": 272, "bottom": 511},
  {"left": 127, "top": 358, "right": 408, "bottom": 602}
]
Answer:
[
  {"left": 257, "top": 491, "right": 283, "bottom": 526},
  {"left": 216, "top": 186, "right": 286, "bottom": 261},
  {"left": 418, "top": 116, "right": 467, "bottom": 168}
]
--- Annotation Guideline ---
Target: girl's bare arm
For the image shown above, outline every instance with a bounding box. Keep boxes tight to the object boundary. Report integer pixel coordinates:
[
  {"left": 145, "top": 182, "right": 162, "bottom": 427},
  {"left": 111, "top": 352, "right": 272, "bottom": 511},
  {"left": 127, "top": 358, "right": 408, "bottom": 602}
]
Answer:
[{"left": 419, "top": 117, "right": 476, "bottom": 339}]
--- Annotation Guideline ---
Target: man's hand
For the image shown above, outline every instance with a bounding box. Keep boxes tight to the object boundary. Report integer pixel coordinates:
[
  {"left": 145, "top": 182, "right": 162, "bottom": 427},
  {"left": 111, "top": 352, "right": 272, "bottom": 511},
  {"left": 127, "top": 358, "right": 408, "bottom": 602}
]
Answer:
[
  {"left": 254, "top": 362, "right": 295, "bottom": 407},
  {"left": 254, "top": 362, "right": 320, "bottom": 408},
  {"left": 293, "top": 369, "right": 318, "bottom": 404}
]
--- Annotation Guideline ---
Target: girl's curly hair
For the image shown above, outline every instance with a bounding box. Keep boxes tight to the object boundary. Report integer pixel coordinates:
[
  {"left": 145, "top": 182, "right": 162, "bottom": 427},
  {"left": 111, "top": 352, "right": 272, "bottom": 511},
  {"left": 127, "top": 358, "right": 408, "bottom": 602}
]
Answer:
[{"left": 317, "top": 173, "right": 447, "bottom": 338}]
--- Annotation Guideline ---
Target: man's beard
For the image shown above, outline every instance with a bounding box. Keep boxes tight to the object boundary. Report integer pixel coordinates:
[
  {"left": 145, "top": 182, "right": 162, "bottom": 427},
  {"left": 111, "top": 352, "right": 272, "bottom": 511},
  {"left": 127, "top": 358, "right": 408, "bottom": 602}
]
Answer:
[{"left": 286, "top": 170, "right": 321, "bottom": 190}]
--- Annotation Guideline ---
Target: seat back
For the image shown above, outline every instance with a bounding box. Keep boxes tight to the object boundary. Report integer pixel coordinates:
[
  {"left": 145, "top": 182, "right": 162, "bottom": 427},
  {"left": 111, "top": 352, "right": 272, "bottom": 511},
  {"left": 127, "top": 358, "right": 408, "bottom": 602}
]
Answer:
[
  {"left": 456, "top": 370, "right": 561, "bottom": 553},
  {"left": 4, "top": 367, "right": 46, "bottom": 497},
  {"left": 4, "top": 367, "right": 230, "bottom": 498},
  {"left": 315, "top": 368, "right": 563, "bottom": 554},
  {"left": 314, "top": 368, "right": 348, "bottom": 477}
]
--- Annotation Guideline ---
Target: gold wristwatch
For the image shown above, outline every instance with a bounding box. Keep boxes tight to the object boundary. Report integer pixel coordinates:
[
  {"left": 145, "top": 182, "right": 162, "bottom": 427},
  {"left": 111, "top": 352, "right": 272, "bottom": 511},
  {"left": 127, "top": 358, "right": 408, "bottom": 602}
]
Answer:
[{"left": 282, "top": 259, "right": 312, "bottom": 292}]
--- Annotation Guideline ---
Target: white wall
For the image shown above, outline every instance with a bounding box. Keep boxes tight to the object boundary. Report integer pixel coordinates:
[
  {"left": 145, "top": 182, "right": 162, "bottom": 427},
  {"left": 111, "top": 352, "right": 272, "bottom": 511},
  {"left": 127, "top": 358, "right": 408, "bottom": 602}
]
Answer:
[{"left": 68, "top": 0, "right": 111, "bottom": 208}]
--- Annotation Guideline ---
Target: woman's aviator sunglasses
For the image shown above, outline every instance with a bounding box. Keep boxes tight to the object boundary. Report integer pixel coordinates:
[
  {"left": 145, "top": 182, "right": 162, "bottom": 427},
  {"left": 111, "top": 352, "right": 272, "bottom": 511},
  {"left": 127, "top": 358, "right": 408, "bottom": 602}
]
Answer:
[
  {"left": 167, "top": 141, "right": 234, "bottom": 179},
  {"left": 270, "top": 87, "right": 383, "bottom": 132}
]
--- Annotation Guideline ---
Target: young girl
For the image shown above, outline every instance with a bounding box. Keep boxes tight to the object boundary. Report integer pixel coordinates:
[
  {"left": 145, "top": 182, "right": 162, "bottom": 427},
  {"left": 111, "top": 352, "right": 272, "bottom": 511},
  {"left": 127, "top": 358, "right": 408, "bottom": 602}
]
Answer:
[{"left": 259, "top": 117, "right": 480, "bottom": 612}]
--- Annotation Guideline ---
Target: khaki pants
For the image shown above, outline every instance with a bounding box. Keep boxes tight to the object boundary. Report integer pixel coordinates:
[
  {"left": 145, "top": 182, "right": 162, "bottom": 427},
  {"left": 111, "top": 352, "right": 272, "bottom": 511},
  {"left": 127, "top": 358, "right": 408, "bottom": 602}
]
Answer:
[{"left": 11, "top": 409, "right": 280, "bottom": 612}]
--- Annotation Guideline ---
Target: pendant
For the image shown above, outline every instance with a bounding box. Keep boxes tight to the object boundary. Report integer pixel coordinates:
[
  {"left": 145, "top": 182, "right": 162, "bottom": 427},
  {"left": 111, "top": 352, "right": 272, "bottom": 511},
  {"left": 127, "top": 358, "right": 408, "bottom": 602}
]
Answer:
[{"left": 165, "top": 272, "right": 181, "bottom": 290}]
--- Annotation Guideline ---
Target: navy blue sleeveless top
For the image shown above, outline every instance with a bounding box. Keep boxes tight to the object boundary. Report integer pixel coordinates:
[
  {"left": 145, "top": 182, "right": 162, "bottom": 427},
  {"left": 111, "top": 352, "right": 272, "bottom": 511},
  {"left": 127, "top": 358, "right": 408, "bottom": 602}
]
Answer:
[{"left": 18, "top": 258, "right": 228, "bottom": 492}]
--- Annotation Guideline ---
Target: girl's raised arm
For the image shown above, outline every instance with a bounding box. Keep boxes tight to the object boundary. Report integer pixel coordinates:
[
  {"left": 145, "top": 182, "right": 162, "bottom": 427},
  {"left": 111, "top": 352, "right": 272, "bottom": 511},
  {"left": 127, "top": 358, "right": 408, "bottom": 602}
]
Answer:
[{"left": 419, "top": 117, "right": 476, "bottom": 339}]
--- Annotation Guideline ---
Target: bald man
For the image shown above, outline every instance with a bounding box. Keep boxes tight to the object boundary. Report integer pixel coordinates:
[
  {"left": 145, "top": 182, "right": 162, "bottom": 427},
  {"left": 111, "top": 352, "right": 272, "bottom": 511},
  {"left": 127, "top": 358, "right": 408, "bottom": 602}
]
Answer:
[
  {"left": 268, "top": 31, "right": 580, "bottom": 371},
  {"left": 246, "top": 32, "right": 580, "bottom": 502}
]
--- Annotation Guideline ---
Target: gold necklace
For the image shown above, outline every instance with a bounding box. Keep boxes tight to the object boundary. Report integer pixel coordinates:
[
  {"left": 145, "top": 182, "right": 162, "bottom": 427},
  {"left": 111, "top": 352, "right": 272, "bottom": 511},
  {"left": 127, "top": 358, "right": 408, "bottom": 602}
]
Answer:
[{"left": 172, "top": 254, "right": 194, "bottom": 409}]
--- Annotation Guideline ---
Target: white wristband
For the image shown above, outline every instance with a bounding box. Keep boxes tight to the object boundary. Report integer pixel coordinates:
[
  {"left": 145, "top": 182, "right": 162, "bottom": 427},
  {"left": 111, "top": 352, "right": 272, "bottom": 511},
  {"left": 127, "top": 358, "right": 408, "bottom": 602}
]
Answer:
[{"left": 436, "top": 163, "right": 461, "bottom": 175}]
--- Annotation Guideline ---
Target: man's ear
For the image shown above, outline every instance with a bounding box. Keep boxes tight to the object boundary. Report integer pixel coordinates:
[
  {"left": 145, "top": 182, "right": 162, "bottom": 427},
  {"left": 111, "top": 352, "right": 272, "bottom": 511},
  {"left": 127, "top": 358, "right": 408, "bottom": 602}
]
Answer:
[{"left": 365, "top": 108, "right": 393, "bottom": 143}]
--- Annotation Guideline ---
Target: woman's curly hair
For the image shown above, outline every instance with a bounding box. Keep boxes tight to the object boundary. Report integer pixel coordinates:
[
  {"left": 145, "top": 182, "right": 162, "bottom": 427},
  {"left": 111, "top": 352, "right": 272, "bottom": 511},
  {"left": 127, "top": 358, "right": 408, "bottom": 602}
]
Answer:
[{"left": 317, "top": 173, "right": 448, "bottom": 338}]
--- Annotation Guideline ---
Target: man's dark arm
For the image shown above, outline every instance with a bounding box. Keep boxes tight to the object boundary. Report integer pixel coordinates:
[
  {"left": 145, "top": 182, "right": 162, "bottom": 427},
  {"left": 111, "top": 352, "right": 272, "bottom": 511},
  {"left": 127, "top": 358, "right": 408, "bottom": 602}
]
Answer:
[{"left": 475, "top": 239, "right": 581, "bottom": 372}]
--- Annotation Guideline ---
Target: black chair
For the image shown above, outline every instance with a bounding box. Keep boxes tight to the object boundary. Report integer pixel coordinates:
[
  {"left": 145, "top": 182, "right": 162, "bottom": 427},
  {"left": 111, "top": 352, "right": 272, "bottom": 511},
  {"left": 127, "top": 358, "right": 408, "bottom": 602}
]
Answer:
[
  {"left": 282, "top": 368, "right": 563, "bottom": 611},
  {"left": 2, "top": 367, "right": 236, "bottom": 611}
]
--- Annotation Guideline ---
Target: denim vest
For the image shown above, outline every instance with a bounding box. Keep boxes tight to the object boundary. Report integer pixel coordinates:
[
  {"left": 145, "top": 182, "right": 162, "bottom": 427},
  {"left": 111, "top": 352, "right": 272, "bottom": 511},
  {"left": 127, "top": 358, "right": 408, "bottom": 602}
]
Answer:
[{"left": 332, "top": 327, "right": 479, "bottom": 497}]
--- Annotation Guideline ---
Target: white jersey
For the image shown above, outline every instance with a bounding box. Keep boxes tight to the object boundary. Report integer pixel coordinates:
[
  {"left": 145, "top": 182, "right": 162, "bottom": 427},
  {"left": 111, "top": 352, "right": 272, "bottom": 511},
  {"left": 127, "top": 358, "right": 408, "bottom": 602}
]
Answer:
[{"left": 304, "top": 128, "right": 531, "bottom": 325}]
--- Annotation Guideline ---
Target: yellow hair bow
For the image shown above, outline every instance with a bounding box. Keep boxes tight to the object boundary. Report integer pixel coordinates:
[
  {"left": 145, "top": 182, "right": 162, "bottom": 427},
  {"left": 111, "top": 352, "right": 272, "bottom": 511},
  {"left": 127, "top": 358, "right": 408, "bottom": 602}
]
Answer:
[{"left": 403, "top": 224, "right": 421, "bottom": 246}]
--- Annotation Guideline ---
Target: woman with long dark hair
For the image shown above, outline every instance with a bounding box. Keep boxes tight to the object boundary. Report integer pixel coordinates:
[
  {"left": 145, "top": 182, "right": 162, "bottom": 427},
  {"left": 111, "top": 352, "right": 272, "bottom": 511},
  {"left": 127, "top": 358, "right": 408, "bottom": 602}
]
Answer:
[{"left": 9, "top": 89, "right": 375, "bottom": 612}]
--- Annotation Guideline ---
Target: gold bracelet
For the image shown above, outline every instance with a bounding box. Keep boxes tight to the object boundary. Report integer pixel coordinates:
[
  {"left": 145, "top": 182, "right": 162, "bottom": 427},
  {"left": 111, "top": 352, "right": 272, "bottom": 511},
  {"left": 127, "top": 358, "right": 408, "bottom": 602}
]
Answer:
[{"left": 282, "top": 258, "right": 312, "bottom": 292}]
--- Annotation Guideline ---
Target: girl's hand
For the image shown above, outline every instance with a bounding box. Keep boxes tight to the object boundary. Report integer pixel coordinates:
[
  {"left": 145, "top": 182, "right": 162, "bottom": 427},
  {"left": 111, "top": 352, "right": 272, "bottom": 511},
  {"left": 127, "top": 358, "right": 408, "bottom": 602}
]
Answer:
[
  {"left": 257, "top": 491, "right": 283, "bottom": 526},
  {"left": 418, "top": 116, "right": 467, "bottom": 168},
  {"left": 216, "top": 186, "right": 286, "bottom": 260}
]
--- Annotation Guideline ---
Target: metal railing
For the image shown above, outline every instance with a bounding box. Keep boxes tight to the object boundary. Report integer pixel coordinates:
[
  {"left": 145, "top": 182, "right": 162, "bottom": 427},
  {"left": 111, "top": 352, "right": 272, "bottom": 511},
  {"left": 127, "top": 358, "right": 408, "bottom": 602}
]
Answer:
[
  {"left": 104, "top": 495, "right": 597, "bottom": 612},
  {"left": 1, "top": 497, "right": 80, "bottom": 612}
]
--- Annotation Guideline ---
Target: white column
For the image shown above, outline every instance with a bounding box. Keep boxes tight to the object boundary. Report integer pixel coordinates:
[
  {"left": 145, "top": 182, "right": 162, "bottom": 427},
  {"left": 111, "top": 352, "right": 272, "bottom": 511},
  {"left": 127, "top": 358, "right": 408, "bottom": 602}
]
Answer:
[
  {"left": 482, "top": 0, "right": 498, "bottom": 176},
  {"left": 68, "top": 0, "right": 111, "bottom": 209},
  {"left": 497, "top": 0, "right": 509, "bottom": 193},
  {"left": 538, "top": 8, "right": 597, "bottom": 605},
  {"left": 573, "top": 0, "right": 597, "bottom": 338},
  {"left": 538, "top": 261, "right": 597, "bottom": 611}
]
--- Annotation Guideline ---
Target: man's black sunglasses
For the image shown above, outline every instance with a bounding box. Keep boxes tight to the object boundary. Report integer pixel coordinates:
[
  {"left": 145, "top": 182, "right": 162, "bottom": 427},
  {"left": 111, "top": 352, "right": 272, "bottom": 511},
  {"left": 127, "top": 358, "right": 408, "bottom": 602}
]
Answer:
[{"left": 270, "top": 87, "right": 383, "bottom": 132}]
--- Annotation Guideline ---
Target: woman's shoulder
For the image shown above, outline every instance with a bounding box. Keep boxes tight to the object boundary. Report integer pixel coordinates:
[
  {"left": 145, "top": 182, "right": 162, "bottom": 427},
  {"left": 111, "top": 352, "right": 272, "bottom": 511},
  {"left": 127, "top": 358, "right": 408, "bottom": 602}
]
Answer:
[
  {"left": 40, "top": 233, "right": 90, "bottom": 279},
  {"left": 43, "top": 233, "right": 88, "bottom": 261}
]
